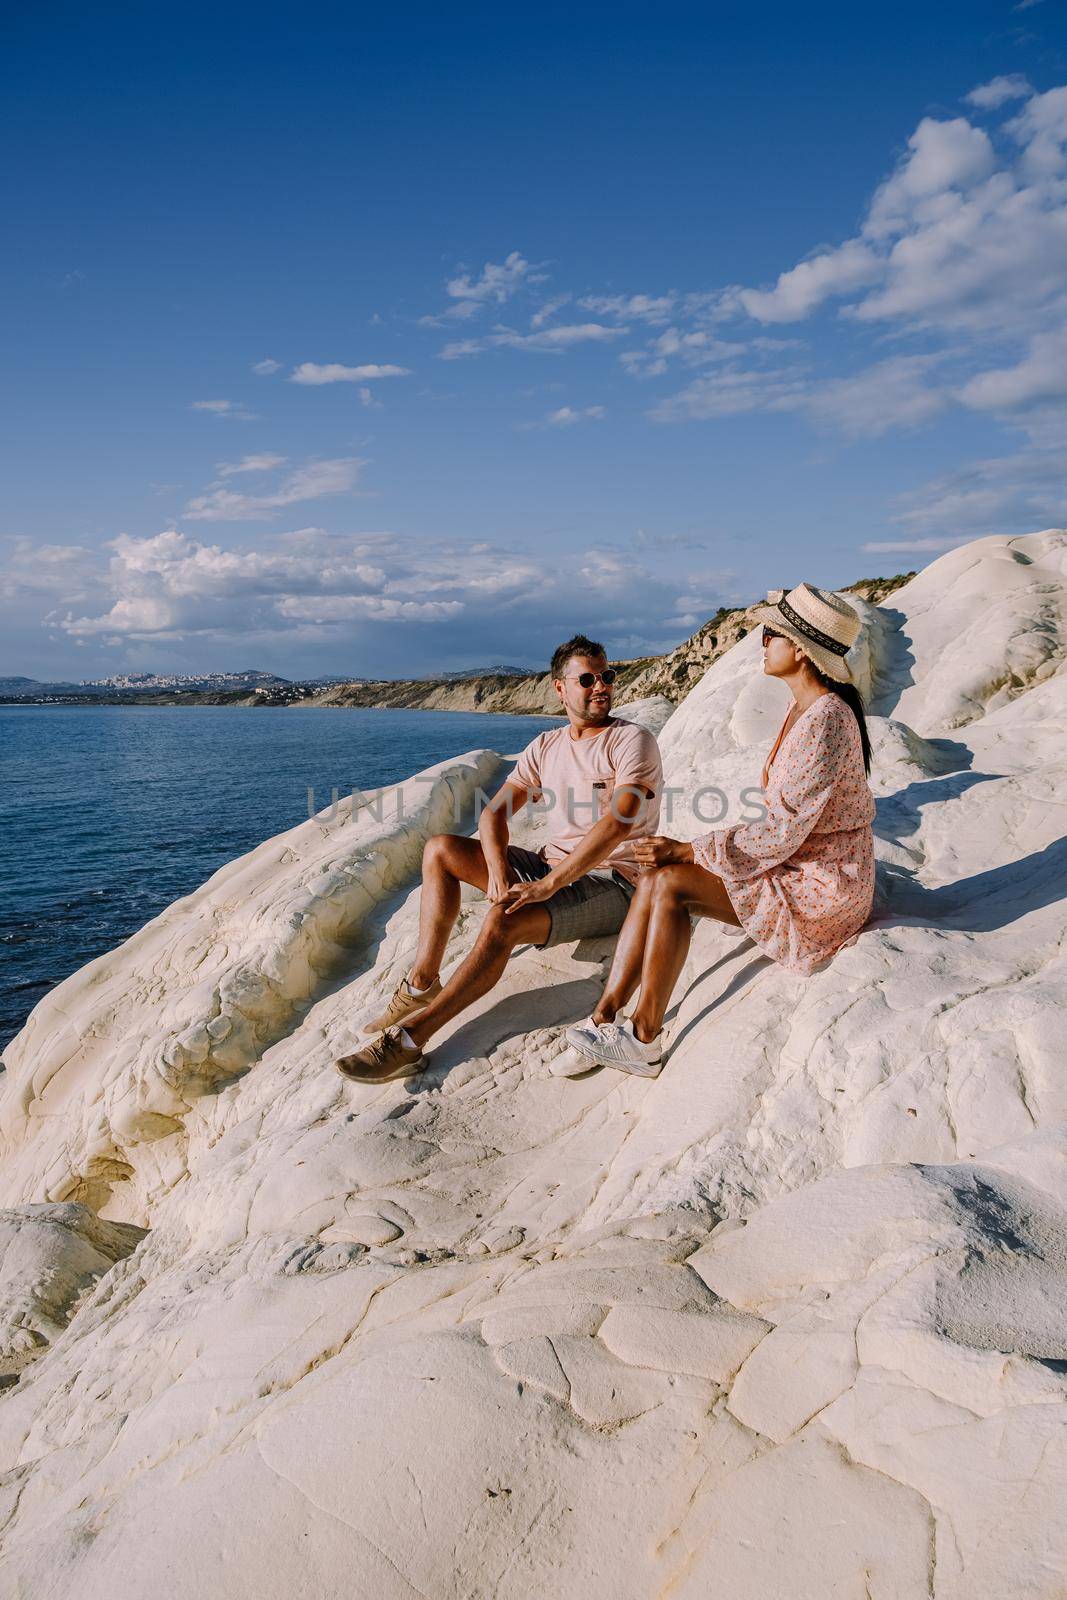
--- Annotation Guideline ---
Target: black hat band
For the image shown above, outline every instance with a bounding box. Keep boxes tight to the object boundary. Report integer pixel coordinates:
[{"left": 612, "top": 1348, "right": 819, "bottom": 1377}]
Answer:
[{"left": 776, "top": 595, "right": 850, "bottom": 656}]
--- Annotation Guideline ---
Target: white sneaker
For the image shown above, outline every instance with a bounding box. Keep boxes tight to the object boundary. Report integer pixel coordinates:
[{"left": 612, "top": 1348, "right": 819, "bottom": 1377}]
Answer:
[
  {"left": 576, "top": 1018, "right": 664, "bottom": 1078},
  {"left": 548, "top": 1046, "right": 599, "bottom": 1078},
  {"left": 565, "top": 1015, "right": 606, "bottom": 1057}
]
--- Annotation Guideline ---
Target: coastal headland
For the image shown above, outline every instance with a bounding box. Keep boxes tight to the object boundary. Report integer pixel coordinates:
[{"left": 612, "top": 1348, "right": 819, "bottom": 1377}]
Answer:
[{"left": 1, "top": 533, "right": 1064, "bottom": 1595}]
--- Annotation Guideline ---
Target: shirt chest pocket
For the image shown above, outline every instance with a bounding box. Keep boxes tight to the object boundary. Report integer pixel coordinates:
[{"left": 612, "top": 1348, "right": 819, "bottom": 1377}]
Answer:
[{"left": 591, "top": 774, "right": 617, "bottom": 821}]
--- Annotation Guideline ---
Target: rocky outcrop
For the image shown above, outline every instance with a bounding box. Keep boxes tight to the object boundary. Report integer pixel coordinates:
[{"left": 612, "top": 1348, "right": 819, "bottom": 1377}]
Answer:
[
  {"left": 0, "top": 534, "right": 1063, "bottom": 1597},
  {"left": 0, "top": 1205, "right": 145, "bottom": 1379}
]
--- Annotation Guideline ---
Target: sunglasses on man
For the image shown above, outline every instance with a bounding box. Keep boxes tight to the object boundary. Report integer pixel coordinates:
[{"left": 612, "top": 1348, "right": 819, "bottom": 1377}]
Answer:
[{"left": 563, "top": 669, "right": 618, "bottom": 688}]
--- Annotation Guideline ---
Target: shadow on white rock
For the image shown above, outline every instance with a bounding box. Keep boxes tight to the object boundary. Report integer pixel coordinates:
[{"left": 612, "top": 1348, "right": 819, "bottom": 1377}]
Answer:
[{"left": 0, "top": 1204, "right": 145, "bottom": 1379}]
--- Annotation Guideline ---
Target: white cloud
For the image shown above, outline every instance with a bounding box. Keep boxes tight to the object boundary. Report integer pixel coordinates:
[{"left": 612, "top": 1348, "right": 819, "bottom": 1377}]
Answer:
[
  {"left": 441, "top": 323, "right": 627, "bottom": 359},
  {"left": 965, "top": 75, "right": 1033, "bottom": 110},
  {"left": 438, "top": 339, "right": 484, "bottom": 361},
  {"left": 738, "top": 240, "right": 883, "bottom": 323},
  {"left": 959, "top": 327, "right": 1067, "bottom": 413},
  {"left": 751, "top": 336, "right": 805, "bottom": 352},
  {"left": 648, "top": 366, "right": 809, "bottom": 422},
  {"left": 276, "top": 595, "right": 464, "bottom": 622},
  {"left": 805, "top": 355, "right": 951, "bottom": 437},
  {"left": 0, "top": 536, "right": 101, "bottom": 602},
  {"left": 621, "top": 327, "right": 748, "bottom": 376},
  {"left": 670, "top": 85, "right": 1067, "bottom": 450},
  {"left": 545, "top": 405, "right": 606, "bottom": 426},
  {"left": 189, "top": 399, "right": 258, "bottom": 421},
  {"left": 183, "top": 457, "right": 367, "bottom": 521},
  {"left": 498, "top": 322, "right": 627, "bottom": 352},
  {"left": 289, "top": 362, "right": 411, "bottom": 385},
  {"left": 864, "top": 116, "right": 997, "bottom": 239},
  {"left": 56, "top": 530, "right": 389, "bottom": 639},
  {"left": 251, "top": 358, "right": 282, "bottom": 375},
  {"left": 446, "top": 250, "right": 544, "bottom": 307},
  {"left": 415, "top": 85, "right": 1066, "bottom": 460},
  {"left": 853, "top": 171, "right": 1066, "bottom": 329},
  {"left": 461, "top": 563, "right": 543, "bottom": 594},
  {"left": 651, "top": 353, "right": 962, "bottom": 438},
  {"left": 860, "top": 536, "right": 973, "bottom": 553},
  {"left": 38, "top": 528, "right": 716, "bottom": 664},
  {"left": 891, "top": 450, "right": 1067, "bottom": 535},
  {"left": 215, "top": 453, "right": 288, "bottom": 477},
  {"left": 733, "top": 102, "right": 1067, "bottom": 336},
  {"left": 1007, "top": 84, "right": 1067, "bottom": 177},
  {"left": 530, "top": 294, "right": 572, "bottom": 328},
  {"left": 419, "top": 252, "right": 549, "bottom": 323},
  {"left": 578, "top": 293, "right": 677, "bottom": 324}
]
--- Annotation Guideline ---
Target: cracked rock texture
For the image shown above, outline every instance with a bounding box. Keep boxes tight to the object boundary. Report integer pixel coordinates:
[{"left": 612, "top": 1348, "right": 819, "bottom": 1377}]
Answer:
[{"left": 0, "top": 530, "right": 1065, "bottom": 1597}]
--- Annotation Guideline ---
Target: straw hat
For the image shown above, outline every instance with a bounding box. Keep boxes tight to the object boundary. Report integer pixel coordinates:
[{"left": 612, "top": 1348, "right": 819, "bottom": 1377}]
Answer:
[{"left": 752, "top": 582, "right": 861, "bottom": 683}]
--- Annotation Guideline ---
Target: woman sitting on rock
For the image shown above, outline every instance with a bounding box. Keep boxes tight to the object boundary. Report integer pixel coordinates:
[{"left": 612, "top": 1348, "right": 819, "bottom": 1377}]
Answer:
[{"left": 563, "top": 583, "right": 876, "bottom": 1077}]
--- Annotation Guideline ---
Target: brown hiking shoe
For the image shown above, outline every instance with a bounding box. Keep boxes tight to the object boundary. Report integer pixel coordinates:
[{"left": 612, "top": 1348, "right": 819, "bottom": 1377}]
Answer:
[
  {"left": 361, "top": 974, "right": 443, "bottom": 1037},
  {"left": 335, "top": 1026, "right": 426, "bottom": 1084}
]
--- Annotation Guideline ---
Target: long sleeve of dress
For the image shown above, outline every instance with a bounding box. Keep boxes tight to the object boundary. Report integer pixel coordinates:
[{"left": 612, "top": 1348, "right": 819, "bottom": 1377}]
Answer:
[{"left": 693, "top": 701, "right": 853, "bottom": 881}]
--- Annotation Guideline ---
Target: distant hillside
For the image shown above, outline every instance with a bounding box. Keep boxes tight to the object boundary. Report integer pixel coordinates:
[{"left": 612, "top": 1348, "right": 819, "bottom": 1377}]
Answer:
[
  {"left": 0, "top": 677, "right": 52, "bottom": 697},
  {"left": 417, "top": 664, "right": 532, "bottom": 682},
  {"left": 270, "top": 570, "right": 916, "bottom": 715}
]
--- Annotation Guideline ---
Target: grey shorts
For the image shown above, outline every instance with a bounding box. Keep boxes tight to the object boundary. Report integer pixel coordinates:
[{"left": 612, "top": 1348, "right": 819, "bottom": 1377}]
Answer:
[{"left": 505, "top": 845, "right": 636, "bottom": 949}]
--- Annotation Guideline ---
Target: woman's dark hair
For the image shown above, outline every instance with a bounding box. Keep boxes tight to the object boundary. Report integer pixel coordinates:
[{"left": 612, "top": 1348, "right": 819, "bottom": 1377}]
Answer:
[{"left": 814, "top": 666, "right": 871, "bottom": 776}]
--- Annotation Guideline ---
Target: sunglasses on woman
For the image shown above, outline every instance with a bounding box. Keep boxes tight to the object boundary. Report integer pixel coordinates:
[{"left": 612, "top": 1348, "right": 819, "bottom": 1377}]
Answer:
[
  {"left": 564, "top": 669, "right": 618, "bottom": 688},
  {"left": 761, "top": 627, "right": 785, "bottom": 646}
]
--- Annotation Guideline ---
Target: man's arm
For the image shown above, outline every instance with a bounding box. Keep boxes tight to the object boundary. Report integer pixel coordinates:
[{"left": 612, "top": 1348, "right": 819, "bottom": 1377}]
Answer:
[
  {"left": 479, "top": 780, "right": 536, "bottom": 903},
  {"left": 502, "top": 784, "right": 650, "bottom": 911}
]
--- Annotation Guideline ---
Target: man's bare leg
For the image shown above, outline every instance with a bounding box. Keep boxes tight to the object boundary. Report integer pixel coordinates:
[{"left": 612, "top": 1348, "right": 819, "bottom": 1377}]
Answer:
[
  {"left": 408, "top": 834, "right": 494, "bottom": 990},
  {"left": 406, "top": 901, "right": 552, "bottom": 1049},
  {"left": 629, "top": 865, "right": 740, "bottom": 1044},
  {"left": 591, "top": 872, "right": 655, "bottom": 1025}
]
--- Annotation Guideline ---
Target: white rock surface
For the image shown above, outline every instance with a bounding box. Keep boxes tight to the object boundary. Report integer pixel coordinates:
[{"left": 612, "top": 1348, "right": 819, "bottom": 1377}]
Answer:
[
  {"left": 0, "top": 530, "right": 1065, "bottom": 1596},
  {"left": 612, "top": 693, "right": 676, "bottom": 735},
  {"left": 0, "top": 1204, "right": 145, "bottom": 1374}
]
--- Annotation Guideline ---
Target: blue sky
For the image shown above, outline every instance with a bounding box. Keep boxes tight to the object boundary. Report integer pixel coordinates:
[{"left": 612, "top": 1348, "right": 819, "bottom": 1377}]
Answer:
[{"left": 3, "top": 0, "right": 1066, "bottom": 680}]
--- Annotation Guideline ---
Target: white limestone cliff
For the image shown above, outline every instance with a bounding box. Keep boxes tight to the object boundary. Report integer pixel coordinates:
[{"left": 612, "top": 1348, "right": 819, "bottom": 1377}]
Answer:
[{"left": 0, "top": 531, "right": 1064, "bottom": 1597}]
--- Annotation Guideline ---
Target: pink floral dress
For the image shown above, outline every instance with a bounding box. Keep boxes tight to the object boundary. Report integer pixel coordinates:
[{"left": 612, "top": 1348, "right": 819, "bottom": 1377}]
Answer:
[{"left": 693, "top": 692, "right": 875, "bottom": 975}]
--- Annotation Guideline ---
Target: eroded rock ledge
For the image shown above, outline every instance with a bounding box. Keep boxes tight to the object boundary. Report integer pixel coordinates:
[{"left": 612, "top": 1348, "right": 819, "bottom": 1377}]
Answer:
[{"left": 0, "top": 532, "right": 1064, "bottom": 1598}]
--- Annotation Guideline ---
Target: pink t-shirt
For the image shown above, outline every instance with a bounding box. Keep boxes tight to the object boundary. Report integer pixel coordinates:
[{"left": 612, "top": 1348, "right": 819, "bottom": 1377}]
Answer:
[{"left": 508, "top": 718, "right": 662, "bottom": 885}]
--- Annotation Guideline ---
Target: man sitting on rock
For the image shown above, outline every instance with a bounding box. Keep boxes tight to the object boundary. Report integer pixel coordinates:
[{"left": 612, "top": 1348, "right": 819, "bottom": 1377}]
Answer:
[{"left": 335, "top": 634, "right": 663, "bottom": 1084}]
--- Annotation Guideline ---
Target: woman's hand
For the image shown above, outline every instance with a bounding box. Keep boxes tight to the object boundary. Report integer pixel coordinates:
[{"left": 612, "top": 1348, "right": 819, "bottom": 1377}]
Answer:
[
  {"left": 632, "top": 835, "right": 692, "bottom": 869},
  {"left": 501, "top": 876, "right": 562, "bottom": 914}
]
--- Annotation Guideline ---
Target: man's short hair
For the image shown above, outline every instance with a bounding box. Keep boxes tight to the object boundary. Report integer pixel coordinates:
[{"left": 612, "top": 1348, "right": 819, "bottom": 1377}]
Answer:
[{"left": 550, "top": 634, "right": 607, "bottom": 680}]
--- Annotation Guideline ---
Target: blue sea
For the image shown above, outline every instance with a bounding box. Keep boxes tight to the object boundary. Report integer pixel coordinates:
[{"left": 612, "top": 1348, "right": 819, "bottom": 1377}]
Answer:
[{"left": 0, "top": 705, "right": 558, "bottom": 1052}]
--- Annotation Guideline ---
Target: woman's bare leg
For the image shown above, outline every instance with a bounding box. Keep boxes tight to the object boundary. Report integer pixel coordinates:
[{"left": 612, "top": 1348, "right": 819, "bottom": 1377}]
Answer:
[
  {"left": 592, "top": 872, "right": 655, "bottom": 1025},
  {"left": 630, "top": 865, "right": 739, "bottom": 1042}
]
